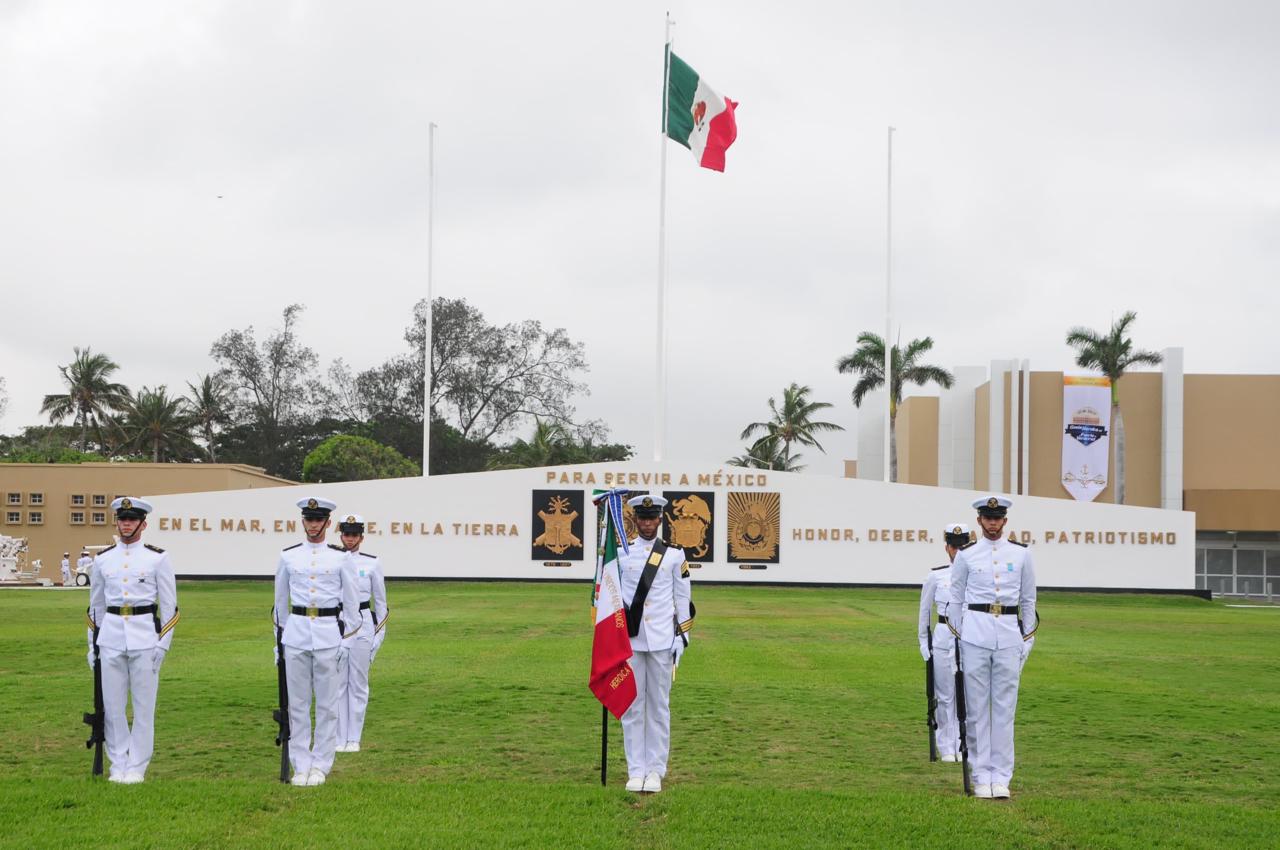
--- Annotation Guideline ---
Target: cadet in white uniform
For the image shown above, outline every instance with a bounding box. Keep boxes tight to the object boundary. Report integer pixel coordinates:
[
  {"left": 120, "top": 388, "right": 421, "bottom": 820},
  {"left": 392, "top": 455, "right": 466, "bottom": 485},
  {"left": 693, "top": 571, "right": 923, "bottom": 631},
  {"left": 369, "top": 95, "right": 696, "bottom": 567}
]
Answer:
[
  {"left": 333, "top": 514, "right": 389, "bottom": 753},
  {"left": 618, "top": 495, "right": 694, "bottom": 794},
  {"left": 273, "top": 497, "right": 361, "bottom": 786},
  {"left": 77, "top": 551, "right": 92, "bottom": 586},
  {"left": 61, "top": 553, "right": 71, "bottom": 586},
  {"left": 918, "top": 523, "right": 972, "bottom": 762},
  {"left": 949, "top": 496, "right": 1038, "bottom": 799},
  {"left": 85, "top": 497, "right": 179, "bottom": 783}
]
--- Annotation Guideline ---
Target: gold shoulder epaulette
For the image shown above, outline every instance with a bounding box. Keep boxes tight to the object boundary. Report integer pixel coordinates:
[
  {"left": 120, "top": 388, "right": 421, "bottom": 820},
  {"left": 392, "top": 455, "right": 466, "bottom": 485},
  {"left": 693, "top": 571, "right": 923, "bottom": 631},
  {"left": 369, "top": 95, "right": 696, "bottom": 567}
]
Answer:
[
  {"left": 327, "top": 543, "right": 346, "bottom": 551},
  {"left": 144, "top": 543, "right": 165, "bottom": 554},
  {"left": 958, "top": 541, "right": 975, "bottom": 551},
  {"left": 1008, "top": 538, "right": 1028, "bottom": 548}
]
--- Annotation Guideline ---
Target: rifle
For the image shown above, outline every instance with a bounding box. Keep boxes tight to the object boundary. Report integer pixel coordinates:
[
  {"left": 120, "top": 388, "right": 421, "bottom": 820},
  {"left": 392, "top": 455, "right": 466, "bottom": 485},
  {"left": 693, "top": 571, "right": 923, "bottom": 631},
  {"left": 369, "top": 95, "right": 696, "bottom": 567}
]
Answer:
[
  {"left": 272, "top": 624, "right": 290, "bottom": 783},
  {"left": 953, "top": 631, "right": 972, "bottom": 796},
  {"left": 82, "top": 628, "right": 104, "bottom": 777},
  {"left": 925, "top": 627, "right": 938, "bottom": 762}
]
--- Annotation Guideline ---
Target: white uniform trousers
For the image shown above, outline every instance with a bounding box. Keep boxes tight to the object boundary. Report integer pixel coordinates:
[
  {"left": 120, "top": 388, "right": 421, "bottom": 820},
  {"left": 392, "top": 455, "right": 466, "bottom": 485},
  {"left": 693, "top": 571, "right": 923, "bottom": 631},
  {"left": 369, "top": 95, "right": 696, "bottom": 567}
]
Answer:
[
  {"left": 337, "top": 632, "right": 373, "bottom": 745},
  {"left": 100, "top": 647, "right": 159, "bottom": 778},
  {"left": 621, "top": 650, "right": 673, "bottom": 780},
  {"left": 931, "top": 625, "right": 960, "bottom": 757},
  {"left": 284, "top": 646, "right": 342, "bottom": 776},
  {"left": 960, "top": 640, "right": 1022, "bottom": 786}
]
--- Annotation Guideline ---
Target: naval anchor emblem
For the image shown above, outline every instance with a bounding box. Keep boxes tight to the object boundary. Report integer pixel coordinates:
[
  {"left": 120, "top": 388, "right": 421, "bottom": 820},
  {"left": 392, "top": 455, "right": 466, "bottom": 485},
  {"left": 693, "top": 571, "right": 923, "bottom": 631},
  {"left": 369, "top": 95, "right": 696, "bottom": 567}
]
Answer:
[{"left": 531, "top": 490, "right": 585, "bottom": 560}]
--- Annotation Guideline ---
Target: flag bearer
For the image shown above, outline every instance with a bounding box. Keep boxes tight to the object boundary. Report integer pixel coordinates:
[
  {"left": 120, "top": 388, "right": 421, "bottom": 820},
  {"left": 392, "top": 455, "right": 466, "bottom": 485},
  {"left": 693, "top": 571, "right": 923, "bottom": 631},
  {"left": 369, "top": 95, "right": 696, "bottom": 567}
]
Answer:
[
  {"left": 618, "top": 495, "right": 694, "bottom": 794},
  {"left": 334, "top": 514, "right": 389, "bottom": 753},
  {"left": 918, "top": 522, "right": 972, "bottom": 762},
  {"left": 949, "top": 496, "right": 1038, "bottom": 799},
  {"left": 274, "top": 496, "right": 361, "bottom": 786},
  {"left": 85, "top": 497, "right": 179, "bottom": 783}
]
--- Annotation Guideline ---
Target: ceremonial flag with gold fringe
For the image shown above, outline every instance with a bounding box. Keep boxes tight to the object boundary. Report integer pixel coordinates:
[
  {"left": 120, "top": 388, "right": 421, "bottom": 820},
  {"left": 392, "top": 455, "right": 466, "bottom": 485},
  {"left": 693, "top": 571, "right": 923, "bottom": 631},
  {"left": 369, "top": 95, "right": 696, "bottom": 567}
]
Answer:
[{"left": 589, "top": 489, "right": 636, "bottom": 718}]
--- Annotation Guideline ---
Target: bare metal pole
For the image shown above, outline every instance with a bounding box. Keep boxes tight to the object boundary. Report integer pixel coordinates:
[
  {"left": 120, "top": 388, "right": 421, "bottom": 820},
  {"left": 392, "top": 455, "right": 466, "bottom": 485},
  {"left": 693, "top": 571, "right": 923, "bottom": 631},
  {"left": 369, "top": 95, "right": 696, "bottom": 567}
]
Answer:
[
  {"left": 655, "top": 14, "right": 673, "bottom": 462},
  {"left": 423, "top": 121, "right": 437, "bottom": 475},
  {"left": 884, "top": 126, "right": 895, "bottom": 483}
]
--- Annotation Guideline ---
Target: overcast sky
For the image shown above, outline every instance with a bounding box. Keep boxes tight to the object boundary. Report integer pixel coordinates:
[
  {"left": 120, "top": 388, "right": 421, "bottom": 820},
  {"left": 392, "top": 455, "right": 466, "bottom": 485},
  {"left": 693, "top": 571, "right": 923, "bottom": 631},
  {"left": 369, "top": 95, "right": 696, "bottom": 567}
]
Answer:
[{"left": 2, "top": 1, "right": 1277, "bottom": 476}]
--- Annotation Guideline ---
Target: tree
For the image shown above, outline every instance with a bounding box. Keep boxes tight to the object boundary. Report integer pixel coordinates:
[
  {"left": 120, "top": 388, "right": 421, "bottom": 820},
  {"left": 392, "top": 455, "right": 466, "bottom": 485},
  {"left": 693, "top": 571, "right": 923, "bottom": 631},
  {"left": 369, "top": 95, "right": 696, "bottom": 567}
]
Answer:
[
  {"left": 727, "top": 435, "right": 805, "bottom": 471},
  {"left": 1065, "top": 311, "right": 1163, "bottom": 505},
  {"left": 185, "top": 374, "right": 233, "bottom": 462},
  {"left": 739, "top": 383, "right": 844, "bottom": 470},
  {"left": 486, "top": 419, "right": 633, "bottom": 470},
  {"left": 0, "top": 425, "right": 106, "bottom": 464},
  {"left": 39, "top": 347, "right": 131, "bottom": 452},
  {"left": 122, "top": 386, "right": 196, "bottom": 462},
  {"left": 405, "top": 297, "right": 591, "bottom": 442},
  {"left": 836, "top": 333, "right": 954, "bottom": 482},
  {"left": 301, "top": 435, "right": 421, "bottom": 483},
  {"left": 210, "top": 305, "right": 318, "bottom": 476}
]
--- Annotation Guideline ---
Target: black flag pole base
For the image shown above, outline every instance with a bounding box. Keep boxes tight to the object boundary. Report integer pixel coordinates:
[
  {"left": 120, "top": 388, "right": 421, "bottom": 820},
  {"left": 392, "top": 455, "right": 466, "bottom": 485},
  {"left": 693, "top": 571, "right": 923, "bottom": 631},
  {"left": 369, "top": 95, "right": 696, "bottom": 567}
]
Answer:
[{"left": 600, "top": 704, "right": 608, "bottom": 786}]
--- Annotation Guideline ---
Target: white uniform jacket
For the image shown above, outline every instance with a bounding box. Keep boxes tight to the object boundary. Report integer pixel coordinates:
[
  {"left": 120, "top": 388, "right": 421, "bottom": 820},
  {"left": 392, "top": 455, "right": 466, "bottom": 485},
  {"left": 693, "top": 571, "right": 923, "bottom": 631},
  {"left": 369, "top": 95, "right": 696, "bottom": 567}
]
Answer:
[
  {"left": 617, "top": 537, "right": 693, "bottom": 653},
  {"left": 351, "top": 551, "right": 389, "bottom": 640},
  {"left": 918, "top": 563, "right": 956, "bottom": 650},
  {"left": 949, "top": 536, "right": 1037, "bottom": 651},
  {"left": 86, "top": 541, "right": 179, "bottom": 652},
  {"left": 273, "top": 542, "right": 361, "bottom": 651}
]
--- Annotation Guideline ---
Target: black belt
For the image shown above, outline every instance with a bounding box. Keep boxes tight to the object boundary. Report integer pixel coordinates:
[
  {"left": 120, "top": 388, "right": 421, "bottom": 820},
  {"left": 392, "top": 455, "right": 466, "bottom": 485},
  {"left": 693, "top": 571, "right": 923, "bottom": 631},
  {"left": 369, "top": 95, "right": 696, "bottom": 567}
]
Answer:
[
  {"left": 969, "top": 603, "right": 1019, "bottom": 617},
  {"left": 359, "top": 601, "right": 370, "bottom": 610},
  {"left": 290, "top": 605, "right": 339, "bottom": 618},
  {"left": 937, "top": 615, "right": 949, "bottom": 625},
  {"left": 107, "top": 604, "right": 157, "bottom": 616}
]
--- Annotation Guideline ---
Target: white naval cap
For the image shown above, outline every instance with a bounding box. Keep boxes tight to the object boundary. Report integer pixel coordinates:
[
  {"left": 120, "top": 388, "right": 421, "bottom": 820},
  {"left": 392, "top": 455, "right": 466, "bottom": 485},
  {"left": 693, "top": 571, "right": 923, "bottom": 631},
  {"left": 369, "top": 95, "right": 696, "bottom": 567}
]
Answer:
[
  {"left": 944, "top": 523, "right": 972, "bottom": 545},
  {"left": 337, "top": 513, "right": 366, "bottom": 531},
  {"left": 972, "top": 495, "right": 1012, "bottom": 517},
  {"left": 111, "top": 496, "right": 154, "bottom": 517},
  {"left": 296, "top": 496, "right": 337, "bottom": 518},
  {"left": 627, "top": 494, "right": 667, "bottom": 517}
]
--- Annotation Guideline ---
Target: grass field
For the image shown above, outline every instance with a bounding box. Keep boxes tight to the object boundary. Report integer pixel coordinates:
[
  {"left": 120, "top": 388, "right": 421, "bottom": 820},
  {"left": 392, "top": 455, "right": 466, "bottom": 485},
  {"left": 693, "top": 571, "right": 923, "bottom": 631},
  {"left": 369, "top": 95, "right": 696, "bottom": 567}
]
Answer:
[{"left": 2, "top": 582, "right": 1278, "bottom": 849}]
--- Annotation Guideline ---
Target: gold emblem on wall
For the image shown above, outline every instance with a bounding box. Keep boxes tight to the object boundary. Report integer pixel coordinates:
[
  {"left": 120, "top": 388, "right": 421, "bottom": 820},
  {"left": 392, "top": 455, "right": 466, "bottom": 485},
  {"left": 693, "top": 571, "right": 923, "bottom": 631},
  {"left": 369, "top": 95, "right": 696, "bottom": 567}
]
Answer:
[
  {"left": 663, "top": 491, "right": 714, "bottom": 561},
  {"left": 531, "top": 490, "right": 584, "bottom": 560},
  {"left": 726, "top": 491, "right": 781, "bottom": 563}
]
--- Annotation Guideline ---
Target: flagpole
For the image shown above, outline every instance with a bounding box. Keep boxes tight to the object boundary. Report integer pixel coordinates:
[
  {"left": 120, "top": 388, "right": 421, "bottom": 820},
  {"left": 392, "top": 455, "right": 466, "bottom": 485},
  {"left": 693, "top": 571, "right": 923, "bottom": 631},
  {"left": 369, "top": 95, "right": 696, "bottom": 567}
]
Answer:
[
  {"left": 883, "top": 126, "right": 894, "bottom": 483},
  {"left": 655, "top": 13, "right": 673, "bottom": 463},
  {"left": 422, "top": 121, "right": 437, "bottom": 476}
]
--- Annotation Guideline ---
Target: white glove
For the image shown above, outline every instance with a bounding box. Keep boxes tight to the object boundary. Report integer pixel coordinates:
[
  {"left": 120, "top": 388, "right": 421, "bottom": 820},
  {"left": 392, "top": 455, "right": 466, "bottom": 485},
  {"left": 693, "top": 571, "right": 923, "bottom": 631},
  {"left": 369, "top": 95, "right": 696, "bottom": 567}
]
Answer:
[
  {"left": 87, "top": 648, "right": 95, "bottom": 671},
  {"left": 370, "top": 631, "right": 385, "bottom": 665},
  {"left": 1020, "top": 636, "right": 1035, "bottom": 666},
  {"left": 337, "top": 642, "right": 351, "bottom": 666},
  {"left": 919, "top": 641, "right": 931, "bottom": 662},
  {"left": 672, "top": 640, "right": 686, "bottom": 668},
  {"left": 152, "top": 647, "right": 166, "bottom": 674}
]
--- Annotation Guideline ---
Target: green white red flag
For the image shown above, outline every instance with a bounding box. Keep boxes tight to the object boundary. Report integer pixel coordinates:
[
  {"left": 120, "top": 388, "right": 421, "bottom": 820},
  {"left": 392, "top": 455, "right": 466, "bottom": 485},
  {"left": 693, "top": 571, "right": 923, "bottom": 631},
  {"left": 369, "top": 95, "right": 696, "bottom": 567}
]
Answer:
[
  {"left": 664, "top": 47, "right": 738, "bottom": 172},
  {"left": 589, "top": 489, "right": 636, "bottom": 719}
]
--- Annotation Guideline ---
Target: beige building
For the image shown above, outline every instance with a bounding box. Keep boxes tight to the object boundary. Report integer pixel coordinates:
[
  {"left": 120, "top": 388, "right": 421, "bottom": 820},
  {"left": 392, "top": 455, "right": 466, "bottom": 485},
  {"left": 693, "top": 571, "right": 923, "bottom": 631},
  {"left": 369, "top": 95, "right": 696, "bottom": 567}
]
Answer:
[
  {"left": 0, "top": 463, "right": 293, "bottom": 582},
  {"left": 853, "top": 350, "right": 1280, "bottom": 596}
]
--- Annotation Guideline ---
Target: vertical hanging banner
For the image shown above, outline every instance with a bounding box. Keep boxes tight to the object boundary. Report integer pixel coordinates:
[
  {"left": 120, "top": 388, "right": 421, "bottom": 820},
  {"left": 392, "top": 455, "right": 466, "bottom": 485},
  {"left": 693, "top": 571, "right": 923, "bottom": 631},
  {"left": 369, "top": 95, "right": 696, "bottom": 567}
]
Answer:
[{"left": 1061, "top": 376, "right": 1111, "bottom": 501}]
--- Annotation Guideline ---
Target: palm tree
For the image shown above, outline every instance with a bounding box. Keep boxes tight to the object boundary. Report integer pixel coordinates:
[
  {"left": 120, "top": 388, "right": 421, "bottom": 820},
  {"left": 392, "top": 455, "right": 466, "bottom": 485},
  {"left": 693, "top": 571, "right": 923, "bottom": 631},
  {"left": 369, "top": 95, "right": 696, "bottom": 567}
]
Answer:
[
  {"left": 486, "top": 420, "right": 572, "bottom": 470},
  {"left": 1065, "top": 311, "right": 1162, "bottom": 505},
  {"left": 186, "top": 374, "right": 233, "bottom": 462},
  {"left": 739, "top": 383, "right": 844, "bottom": 470},
  {"left": 727, "top": 435, "right": 805, "bottom": 471},
  {"left": 836, "top": 333, "right": 954, "bottom": 482},
  {"left": 39, "top": 347, "right": 131, "bottom": 452},
  {"left": 123, "top": 386, "right": 196, "bottom": 462}
]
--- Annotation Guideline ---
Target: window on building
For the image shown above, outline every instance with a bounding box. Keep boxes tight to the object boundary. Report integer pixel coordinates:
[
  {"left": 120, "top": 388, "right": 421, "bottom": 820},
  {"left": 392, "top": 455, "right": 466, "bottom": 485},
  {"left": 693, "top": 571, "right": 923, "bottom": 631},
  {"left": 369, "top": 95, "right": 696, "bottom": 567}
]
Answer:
[
  {"left": 28, "top": 493, "right": 44, "bottom": 506},
  {"left": 91, "top": 494, "right": 107, "bottom": 507},
  {"left": 69, "top": 511, "right": 86, "bottom": 525},
  {"left": 5, "top": 492, "right": 20, "bottom": 506},
  {"left": 70, "top": 494, "right": 86, "bottom": 506},
  {"left": 4, "top": 511, "right": 20, "bottom": 525},
  {"left": 28, "top": 511, "right": 44, "bottom": 525},
  {"left": 90, "top": 512, "right": 107, "bottom": 525}
]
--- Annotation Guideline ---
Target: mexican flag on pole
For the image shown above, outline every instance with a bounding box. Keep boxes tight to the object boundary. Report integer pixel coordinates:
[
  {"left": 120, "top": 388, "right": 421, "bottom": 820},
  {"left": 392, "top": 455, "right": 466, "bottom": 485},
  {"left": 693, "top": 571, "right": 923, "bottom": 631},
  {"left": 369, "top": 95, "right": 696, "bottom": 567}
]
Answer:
[
  {"left": 589, "top": 490, "right": 636, "bottom": 719},
  {"left": 664, "top": 47, "right": 738, "bottom": 172}
]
